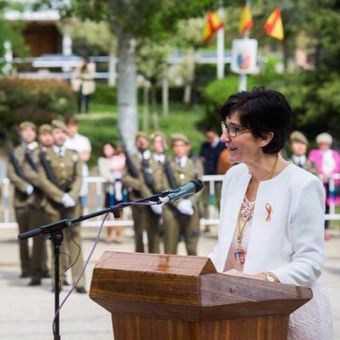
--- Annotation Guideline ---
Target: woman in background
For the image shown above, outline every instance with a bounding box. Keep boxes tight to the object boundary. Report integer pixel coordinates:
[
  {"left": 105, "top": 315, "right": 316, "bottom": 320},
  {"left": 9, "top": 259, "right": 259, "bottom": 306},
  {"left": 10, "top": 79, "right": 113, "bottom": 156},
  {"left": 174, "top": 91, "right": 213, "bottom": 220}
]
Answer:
[
  {"left": 98, "top": 142, "right": 127, "bottom": 243},
  {"left": 309, "top": 132, "right": 340, "bottom": 239},
  {"left": 71, "top": 57, "right": 96, "bottom": 113}
]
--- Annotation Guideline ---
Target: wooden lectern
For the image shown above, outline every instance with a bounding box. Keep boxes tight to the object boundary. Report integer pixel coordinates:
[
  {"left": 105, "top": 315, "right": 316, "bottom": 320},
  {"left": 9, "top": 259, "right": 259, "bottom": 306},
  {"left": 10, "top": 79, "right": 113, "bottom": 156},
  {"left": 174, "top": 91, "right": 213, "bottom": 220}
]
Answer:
[{"left": 90, "top": 251, "right": 312, "bottom": 340}]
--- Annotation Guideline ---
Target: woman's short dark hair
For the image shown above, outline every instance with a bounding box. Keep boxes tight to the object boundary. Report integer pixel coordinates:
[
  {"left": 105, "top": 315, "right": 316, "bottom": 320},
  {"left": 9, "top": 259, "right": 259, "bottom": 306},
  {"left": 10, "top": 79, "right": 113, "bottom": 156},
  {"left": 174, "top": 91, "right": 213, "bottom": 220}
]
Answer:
[{"left": 220, "top": 87, "right": 292, "bottom": 154}]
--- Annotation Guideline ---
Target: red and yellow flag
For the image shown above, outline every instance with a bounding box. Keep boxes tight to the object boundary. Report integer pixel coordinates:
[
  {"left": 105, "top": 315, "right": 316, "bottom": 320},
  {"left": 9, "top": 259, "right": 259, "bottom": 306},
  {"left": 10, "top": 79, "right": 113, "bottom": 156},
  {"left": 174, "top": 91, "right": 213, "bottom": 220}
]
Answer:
[
  {"left": 264, "top": 8, "right": 284, "bottom": 40},
  {"left": 239, "top": 4, "right": 253, "bottom": 34},
  {"left": 203, "top": 11, "right": 224, "bottom": 44}
]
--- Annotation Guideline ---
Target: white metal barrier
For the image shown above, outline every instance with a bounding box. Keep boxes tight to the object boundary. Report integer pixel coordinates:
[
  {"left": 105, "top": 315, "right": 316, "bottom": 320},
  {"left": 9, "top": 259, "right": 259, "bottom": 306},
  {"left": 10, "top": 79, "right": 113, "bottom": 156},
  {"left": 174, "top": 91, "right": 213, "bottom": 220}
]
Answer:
[{"left": 1, "top": 174, "right": 339, "bottom": 229}]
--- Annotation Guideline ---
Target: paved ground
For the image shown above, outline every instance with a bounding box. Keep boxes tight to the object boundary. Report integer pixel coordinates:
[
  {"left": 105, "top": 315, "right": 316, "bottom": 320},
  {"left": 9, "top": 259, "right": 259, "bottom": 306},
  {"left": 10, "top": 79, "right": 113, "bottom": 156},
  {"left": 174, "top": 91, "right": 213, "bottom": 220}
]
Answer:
[{"left": 0, "top": 227, "right": 339, "bottom": 340}]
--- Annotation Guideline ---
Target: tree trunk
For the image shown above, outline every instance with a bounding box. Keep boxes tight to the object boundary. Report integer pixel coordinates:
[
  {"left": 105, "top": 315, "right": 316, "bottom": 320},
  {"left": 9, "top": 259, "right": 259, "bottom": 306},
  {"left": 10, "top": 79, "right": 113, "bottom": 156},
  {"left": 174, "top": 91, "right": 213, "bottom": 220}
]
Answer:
[
  {"left": 183, "top": 84, "right": 192, "bottom": 106},
  {"left": 143, "top": 81, "right": 150, "bottom": 132},
  {"left": 108, "top": 52, "right": 117, "bottom": 87},
  {"left": 117, "top": 30, "right": 138, "bottom": 153},
  {"left": 150, "top": 83, "right": 159, "bottom": 131},
  {"left": 162, "top": 78, "right": 169, "bottom": 116}
]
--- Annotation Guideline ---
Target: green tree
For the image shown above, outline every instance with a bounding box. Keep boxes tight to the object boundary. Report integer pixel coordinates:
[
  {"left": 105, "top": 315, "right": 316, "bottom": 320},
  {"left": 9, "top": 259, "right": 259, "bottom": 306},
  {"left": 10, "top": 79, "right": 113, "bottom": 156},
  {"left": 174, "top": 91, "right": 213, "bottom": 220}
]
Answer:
[
  {"left": 37, "top": 0, "right": 233, "bottom": 151},
  {"left": 276, "top": 0, "right": 340, "bottom": 139},
  {"left": 0, "top": 1, "right": 29, "bottom": 74},
  {"left": 137, "top": 41, "right": 172, "bottom": 131},
  {"left": 58, "top": 18, "right": 116, "bottom": 57}
]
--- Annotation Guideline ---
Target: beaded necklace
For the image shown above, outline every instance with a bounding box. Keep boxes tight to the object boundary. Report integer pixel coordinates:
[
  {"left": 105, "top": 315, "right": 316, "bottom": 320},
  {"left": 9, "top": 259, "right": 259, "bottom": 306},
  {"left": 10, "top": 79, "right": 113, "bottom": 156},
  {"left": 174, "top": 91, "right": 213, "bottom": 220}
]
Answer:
[{"left": 234, "top": 154, "right": 279, "bottom": 265}]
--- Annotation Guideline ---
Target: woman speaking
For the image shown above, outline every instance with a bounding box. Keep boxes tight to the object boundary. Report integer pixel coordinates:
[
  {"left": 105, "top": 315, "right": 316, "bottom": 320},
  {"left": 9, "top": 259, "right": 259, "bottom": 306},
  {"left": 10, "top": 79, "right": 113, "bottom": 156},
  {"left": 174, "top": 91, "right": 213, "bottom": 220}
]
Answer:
[{"left": 209, "top": 88, "right": 333, "bottom": 339}]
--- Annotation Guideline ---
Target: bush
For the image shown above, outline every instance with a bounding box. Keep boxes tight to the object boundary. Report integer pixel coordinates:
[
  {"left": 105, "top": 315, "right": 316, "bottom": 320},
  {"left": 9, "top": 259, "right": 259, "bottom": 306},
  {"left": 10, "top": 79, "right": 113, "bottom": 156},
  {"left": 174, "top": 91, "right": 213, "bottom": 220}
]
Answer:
[
  {"left": 91, "top": 83, "right": 117, "bottom": 104},
  {"left": 0, "top": 78, "right": 76, "bottom": 130},
  {"left": 199, "top": 75, "right": 253, "bottom": 129}
]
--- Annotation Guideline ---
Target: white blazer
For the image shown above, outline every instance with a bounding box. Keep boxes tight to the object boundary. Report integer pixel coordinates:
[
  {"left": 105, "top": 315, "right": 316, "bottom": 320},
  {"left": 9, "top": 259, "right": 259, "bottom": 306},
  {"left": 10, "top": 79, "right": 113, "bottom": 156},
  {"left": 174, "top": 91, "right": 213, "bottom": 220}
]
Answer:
[{"left": 209, "top": 163, "right": 325, "bottom": 286}]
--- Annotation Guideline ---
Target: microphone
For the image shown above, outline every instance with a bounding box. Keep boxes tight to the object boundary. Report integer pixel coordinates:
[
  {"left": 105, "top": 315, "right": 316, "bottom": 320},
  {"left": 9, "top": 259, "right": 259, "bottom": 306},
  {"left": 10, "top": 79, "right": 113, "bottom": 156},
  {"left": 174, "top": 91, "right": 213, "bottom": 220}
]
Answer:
[{"left": 158, "top": 179, "right": 203, "bottom": 204}]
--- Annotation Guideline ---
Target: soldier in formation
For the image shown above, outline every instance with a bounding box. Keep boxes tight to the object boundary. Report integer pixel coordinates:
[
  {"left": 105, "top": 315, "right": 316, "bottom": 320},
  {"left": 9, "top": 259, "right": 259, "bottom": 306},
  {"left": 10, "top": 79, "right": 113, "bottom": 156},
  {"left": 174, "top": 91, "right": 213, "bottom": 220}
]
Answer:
[
  {"left": 122, "top": 132, "right": 161, "bottom": 253},
  {"left": 7, "top": 122, "right": 50, "bottom": 285},
  {"left": 154, "top": 133, "right": 203, "bottom": 255},
  {"left": 35, "top": 120, "right": 87, "bottom": 293},
  {"left": 122, "top": 132, "right": 204, "bottom": 255},
  {"left": 7, "top": 120, "right": 87, "bottom": 293}
]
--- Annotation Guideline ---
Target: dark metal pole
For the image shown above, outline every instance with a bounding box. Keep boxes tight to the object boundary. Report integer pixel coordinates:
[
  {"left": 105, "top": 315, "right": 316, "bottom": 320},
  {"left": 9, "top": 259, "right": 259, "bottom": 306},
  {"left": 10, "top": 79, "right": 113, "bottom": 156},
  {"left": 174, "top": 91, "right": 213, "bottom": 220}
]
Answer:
[{"left": 50, "top": 231, "right": 63, "bottom": 340}]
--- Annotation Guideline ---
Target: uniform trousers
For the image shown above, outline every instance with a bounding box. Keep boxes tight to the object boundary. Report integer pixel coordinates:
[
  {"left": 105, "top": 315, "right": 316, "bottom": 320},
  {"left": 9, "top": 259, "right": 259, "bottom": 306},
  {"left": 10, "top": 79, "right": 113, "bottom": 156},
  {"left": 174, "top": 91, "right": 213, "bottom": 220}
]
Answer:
[
  {"left": 47, "top": 204, "right": 86, "bottom": 288},
  {"left": 162, "top": 206, "right": 199, "bottom": 255},
  {"left": 28, "top": 206, "right": 48, "bottom": 280},
  {"left": 15, "top": 207, "right": 30, "bottom": 275},
  {"left": 131, "top": 205, "right": 160, "bottom": 253}
]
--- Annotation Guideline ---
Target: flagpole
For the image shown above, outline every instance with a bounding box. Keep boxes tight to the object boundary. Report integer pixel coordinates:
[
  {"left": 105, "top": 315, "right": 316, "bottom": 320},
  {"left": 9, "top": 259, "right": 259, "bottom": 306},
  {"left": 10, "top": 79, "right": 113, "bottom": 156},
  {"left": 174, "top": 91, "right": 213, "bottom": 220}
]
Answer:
[
  {"left": 217, "top": 6, "right": 225, "bottom": 79},
  {"left": 239, "top": 28, "right": 249, "bottom": 91},
  {"left": 239, "top": 0, "right": 251, "bottom": 91}
]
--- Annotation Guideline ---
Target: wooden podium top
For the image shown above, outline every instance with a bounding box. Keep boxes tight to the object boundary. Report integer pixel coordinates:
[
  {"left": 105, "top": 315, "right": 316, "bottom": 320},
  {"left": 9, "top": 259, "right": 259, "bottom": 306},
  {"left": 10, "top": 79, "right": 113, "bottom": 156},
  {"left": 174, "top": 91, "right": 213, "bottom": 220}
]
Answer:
[{"left": 90, "top": 251, "right": 312, "bottom": 322}]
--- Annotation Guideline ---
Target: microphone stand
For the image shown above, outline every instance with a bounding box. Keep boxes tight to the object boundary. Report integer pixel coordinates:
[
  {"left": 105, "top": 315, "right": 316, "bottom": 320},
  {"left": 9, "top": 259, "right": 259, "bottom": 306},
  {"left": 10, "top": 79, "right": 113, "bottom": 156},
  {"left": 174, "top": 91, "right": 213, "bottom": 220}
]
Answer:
[{"left": 18, "top": 194, "right": 163, "bottom": 340}]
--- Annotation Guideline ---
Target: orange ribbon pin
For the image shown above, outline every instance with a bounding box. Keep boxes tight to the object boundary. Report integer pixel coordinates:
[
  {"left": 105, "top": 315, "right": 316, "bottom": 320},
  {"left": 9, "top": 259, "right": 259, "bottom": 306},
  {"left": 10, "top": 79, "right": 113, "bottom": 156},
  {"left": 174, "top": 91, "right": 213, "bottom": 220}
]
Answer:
[{"left": 265, "top": 203, "right": 273, "bottom": 222}]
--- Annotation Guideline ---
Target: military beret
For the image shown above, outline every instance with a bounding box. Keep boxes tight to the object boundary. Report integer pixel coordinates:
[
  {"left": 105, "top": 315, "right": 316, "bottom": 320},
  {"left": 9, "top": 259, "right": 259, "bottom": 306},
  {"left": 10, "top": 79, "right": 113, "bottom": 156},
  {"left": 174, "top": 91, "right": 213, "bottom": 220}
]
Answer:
[
  {"left": 170, "top": 133, "right": 189, "bottom": 145},
  {"left": 51, "top": 120, "right": 68, "bottom": 133},
  {"left": 135, "top": 131, "right": 149, "bottom": 140},
  {"left": 38, "top": 124, "right": 52, "bottom": 134},
  {"left": 290, "top": 131, "right": 308, "bottom": 145},
  {"left": 19, "top": 121, "right": 37, "bottom": 131}
]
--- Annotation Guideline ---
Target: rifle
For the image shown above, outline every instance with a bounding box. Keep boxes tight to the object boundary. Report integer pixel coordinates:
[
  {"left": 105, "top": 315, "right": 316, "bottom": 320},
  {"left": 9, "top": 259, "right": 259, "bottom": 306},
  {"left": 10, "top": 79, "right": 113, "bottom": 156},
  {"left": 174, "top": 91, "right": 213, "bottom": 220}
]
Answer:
[
  {"left": 117, "top": 128, "right": 139, "bottom": 178},
  {"left": 3, "top": 130, "right": 25, "bottom": 178},
  {"left": 164, "top": 160, "right": 177, "bottom": 190},
  {"left": 141, "top": 157, "right": 156, "bottom": 194},
  {"left": 2, "top": 130, "right": 30, "bottom": 199}
]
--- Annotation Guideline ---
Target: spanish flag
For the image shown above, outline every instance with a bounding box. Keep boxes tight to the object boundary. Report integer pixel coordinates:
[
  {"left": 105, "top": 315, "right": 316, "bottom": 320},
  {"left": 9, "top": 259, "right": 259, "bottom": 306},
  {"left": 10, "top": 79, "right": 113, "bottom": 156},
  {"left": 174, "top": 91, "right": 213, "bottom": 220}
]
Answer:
[
  {"left": 264, "top": 8, "right": 284, "bottom": 40},
  {"left": 239, "top": 4, "right": 253, "bottom": 34},
  {"left": 203, "top": 11, "right": 224, "bottom": 44}
]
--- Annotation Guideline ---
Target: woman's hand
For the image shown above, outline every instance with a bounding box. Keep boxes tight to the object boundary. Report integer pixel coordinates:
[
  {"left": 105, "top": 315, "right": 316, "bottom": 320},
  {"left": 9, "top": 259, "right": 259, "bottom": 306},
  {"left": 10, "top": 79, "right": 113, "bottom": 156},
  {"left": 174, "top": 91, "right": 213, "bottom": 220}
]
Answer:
[
  {"left": 223, "top": 269, "right": 278, "bottom": 281},
  {"left": 223, "top": 269, "right": 260, "bottom": 279}
]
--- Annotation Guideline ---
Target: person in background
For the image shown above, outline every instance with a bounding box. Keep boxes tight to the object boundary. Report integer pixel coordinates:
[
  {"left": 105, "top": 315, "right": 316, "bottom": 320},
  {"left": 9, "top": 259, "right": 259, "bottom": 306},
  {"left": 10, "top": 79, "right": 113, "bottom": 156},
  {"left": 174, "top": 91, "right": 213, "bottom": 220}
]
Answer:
[
  {"left": 98, "top": 142, "right": 127, "bottom": 243},
  {"left": 36, "top": 120, "right": 87, "bottom": 293},
  {"left": 309, "top": 132, "right": 340, "bottom": 239},
  {"left": 199, "top": 128, "right": 226, "bottom": 232},
  {"left": 289, "top": 131, "right": 316, "bottom": 174},
  {"left": 209, "top": 88, "right": 332, "bottom": 339},
  {"left": 0, "top": 147, "right": 7, "bottom": 181},
  {"left": 199, "top": 128, "right": 226, "bottom": 175},
  {"left": 38, "top": 124, "right": 54, "bottom": 148},
  {"left": 150, "top": 132, "right": 169, "bottom": 244},
  {"left": 122, "top": 132, "right": 160, "bottom": 253},
  {"left": 71, "top": 57, "right": 96, "bottom": 113},
  {"left": 7, "top": 122, "right": 39, "bottom": 279},
  {"left": 64, "top": 116, "right": 92, "bottom": 212},
  {"left": 154, "top": 133, "right": 203, "bottom": 255},
  {"left": 151, "top": 131, "right": 168, "bottom": 166}
]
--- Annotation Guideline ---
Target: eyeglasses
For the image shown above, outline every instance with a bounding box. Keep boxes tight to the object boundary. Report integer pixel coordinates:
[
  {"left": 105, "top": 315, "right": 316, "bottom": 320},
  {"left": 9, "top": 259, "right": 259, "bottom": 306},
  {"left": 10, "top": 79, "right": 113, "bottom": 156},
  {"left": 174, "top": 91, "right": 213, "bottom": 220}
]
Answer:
[{"left": 221, "top": 122, "right": 250, "bottom": 137}]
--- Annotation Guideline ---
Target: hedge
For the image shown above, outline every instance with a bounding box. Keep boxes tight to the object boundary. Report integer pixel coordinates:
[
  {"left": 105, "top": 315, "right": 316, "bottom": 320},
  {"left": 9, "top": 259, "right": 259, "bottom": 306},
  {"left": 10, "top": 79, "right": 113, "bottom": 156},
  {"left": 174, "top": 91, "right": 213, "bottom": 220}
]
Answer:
[{"left": 0, "top": 78, "right": 76, "bottom": 130}]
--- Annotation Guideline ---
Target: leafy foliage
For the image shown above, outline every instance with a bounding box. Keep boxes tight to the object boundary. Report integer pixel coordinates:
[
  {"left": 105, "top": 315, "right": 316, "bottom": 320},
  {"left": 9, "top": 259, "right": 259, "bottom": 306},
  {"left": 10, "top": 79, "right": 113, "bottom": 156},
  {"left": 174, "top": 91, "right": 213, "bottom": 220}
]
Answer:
[
  {"left": 0, "top": 1, "right": 29, "bottom": 72},
  {"left": 58, "top": 18, "right": 115, "bottom": 57},
  {"left": 0, "top": 78, "right": 75, "bottom": 129}
]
